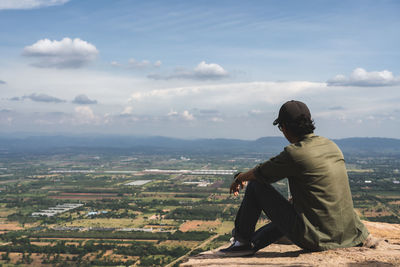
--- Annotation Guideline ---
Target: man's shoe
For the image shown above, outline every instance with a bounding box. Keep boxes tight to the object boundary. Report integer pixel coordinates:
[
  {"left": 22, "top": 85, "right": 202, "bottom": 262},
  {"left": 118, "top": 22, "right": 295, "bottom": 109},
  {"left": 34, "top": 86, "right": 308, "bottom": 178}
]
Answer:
[
  {"left": 218, "top": 242, "right": 256, "bottom": 257},
  {"left": 362, "top": 234, "right": 381, "bottom": 249}
]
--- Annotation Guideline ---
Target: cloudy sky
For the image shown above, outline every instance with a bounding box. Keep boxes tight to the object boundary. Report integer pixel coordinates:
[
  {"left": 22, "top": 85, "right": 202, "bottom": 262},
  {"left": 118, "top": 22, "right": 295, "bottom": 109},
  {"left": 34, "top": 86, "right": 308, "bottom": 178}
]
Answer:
[{"left": 0, "top": 0, "right": 400, "bottom": 139}]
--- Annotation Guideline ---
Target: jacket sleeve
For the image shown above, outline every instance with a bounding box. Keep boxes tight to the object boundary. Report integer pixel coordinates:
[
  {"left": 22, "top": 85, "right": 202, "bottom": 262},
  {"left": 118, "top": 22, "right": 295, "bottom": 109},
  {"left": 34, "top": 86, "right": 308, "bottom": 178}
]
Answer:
[{"left": 253, "top": 148, "right": 298, "bottom": 184}]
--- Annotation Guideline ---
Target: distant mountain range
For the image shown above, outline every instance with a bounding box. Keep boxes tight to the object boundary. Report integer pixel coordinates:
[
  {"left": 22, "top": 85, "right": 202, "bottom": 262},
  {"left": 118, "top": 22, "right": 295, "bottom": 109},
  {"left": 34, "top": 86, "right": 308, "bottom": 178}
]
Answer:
[{"left": 1, "top": 135, "right": 400, "bottom": 155}]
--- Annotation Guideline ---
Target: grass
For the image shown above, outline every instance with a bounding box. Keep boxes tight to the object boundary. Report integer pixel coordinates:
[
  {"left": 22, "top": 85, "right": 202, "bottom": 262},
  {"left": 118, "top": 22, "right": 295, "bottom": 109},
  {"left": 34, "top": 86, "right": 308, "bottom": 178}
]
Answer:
[
  {"left": 0, "top": 208, "right": 15, "bottom": 218},
  {"left": 216, "top": 221, "right": 234, "bottom": 235},
  {"left": 158, "top": 240, "right": 200, "bottom": 248}
]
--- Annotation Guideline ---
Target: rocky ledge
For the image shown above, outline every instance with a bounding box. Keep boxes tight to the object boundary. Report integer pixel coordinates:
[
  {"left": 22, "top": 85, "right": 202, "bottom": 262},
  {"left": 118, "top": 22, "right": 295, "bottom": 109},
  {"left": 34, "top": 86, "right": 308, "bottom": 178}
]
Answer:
[{"left": 182, "top": 221, "right": 400, "bottom": 267}]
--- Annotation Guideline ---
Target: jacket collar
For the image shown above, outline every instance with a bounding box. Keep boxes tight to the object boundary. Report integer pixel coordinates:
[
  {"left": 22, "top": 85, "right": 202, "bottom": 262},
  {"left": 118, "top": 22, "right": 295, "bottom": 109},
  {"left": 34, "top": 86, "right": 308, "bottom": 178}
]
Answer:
[{"left": 299, "top": 133, "right": 315, "bottom": 141}]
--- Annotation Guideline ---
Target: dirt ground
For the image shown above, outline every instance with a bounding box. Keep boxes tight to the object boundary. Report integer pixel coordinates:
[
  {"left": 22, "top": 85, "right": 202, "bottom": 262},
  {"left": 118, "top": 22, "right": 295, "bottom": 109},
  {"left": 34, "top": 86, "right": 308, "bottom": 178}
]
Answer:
[
  {"left": 59, "top": 192, "right": 118, "bottom": 196},
  {"left": 1, "top": 250, "right": 138, "bottom": 266},
  {"left": 179, "top": 220, "right": 221, "bottom": 232},
  {"left": 1, "top": 252, "right": 55, "bottom": 266},
  {"left": 0, "top": 221, "right": 23, "bottom": 231},
  {"left": 363, "top": 210, "right": 393, "bottom": 217},
  {"left": 66, "top": 217, "right": 141, "bottom": 228},
  {"left": 0, "top": 209, "right": 15, "bottom": 217},
  {"left": 49, "top": 195, "right": 121, "bottom": 200},
  {"left": 183, "top": 242, "right": 400, "bottom": 267},
  {"left": 35, "top": 237, "right": 159, "bottom": 242},
  {"left": 364, "top": 221, "right": 400, "bottom": 243},
  {"left": 96, "top": 251, "right": 139, "bottom": 263}
]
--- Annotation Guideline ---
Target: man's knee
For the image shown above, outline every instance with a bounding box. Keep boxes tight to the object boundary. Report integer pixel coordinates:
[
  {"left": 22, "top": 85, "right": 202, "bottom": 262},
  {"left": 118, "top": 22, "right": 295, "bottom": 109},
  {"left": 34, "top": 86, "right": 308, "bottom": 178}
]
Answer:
[
  {"left": 248, "top": 179, "right": 276, "bottom": 194},
  {"left": 246, "top": 180, "right": 262, "bottom": 193}
]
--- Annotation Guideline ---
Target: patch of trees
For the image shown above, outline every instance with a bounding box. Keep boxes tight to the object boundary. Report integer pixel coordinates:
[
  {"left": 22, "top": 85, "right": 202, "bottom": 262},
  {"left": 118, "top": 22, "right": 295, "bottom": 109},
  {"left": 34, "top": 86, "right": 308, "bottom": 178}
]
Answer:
[
  {"left": 170, "top": 230, "right": 213, "bottom": 241},
  {"left": 4, "top": 195, "right": 58, "bottom": 208},
  {"left": 30, "top": 230, "right": 169, "bottom": 240},
  {"left": 138, "top": 255, "right": 174, "bottom": 266},
  {"left": 178, "top": 193, "right": 210, "bottom": 198},
  {"left": 0, "top": 238, "right": 189, "bottom": 266},
  {"left": 143, "top": 198, "right": 183, "bottom": 206},
  {"left": 116, "top": 243, "right": 189, "bottom": 257},
  {"left": 0, "top": 240, "right": 114, "bottom": 255},
  {"left": 221, "top": 206, "right": 238, "bottom": 220},
  {"left": 28, "top": 230, "right": 213, "bottom": 241},
  {"left": 0, "top": 236, "right": 193, "bottom": 267},
  {"left": 166, "top": 205, "right": 225, "bottom": 220},
  {"left": 7, "top": 212, "right": 37, "bottom": 225},
  {"left": 214, "top": 233, "right": 231, "bottom": 242},
  {"left": 88, "top": 258, "right": 135, "bottom": 266},
  {"left": 366, "top": 215, "right": 400, "bottom": 224}
]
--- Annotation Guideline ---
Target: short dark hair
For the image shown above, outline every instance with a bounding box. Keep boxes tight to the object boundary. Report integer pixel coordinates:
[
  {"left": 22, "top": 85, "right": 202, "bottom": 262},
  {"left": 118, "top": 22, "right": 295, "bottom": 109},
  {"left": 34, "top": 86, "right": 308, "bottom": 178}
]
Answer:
[{"left": 280, "top": 114, "right": 315, "bottom": 137}]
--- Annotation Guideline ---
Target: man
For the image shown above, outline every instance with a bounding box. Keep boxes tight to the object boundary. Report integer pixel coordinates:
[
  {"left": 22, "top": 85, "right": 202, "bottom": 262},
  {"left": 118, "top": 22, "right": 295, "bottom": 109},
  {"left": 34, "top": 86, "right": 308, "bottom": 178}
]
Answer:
[{"left": 220, "top": 100, "right": 371, "bottom": 256}]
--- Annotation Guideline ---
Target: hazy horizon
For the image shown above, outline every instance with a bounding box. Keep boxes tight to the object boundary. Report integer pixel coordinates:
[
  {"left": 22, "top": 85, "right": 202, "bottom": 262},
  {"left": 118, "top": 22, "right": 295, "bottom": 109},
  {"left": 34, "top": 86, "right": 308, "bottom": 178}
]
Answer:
[
  {"left": 1, "top": 132, "right": 400, "bottom": 142},
  {"left": 1, "top": 0, "right": 400, "bottom": 139}
]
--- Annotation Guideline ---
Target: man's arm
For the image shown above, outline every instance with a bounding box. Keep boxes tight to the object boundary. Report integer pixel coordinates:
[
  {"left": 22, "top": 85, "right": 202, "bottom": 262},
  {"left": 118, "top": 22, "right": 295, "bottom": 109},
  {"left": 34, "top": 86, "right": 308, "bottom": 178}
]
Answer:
[{"left": 230, "top": 148, "right": 297, "bottom": 196}]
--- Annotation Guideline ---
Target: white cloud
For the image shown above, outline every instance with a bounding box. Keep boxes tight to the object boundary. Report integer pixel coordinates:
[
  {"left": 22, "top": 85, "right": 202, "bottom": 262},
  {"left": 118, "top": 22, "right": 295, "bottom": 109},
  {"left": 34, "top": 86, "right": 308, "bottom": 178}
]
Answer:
[
  {"left": 148, "top": 61, "right": 228, "bottom": 80},
  {"left": 129, "top": 58, "right": 151, "bottom": 68},
  {"left": 1, "top": 63, "right": 150, "bottom": 108},
  {"left": 8, "top": 61, "right": 400, "bottom": 139},
  {"left": 121, "top": 106, "right": 134, "bottom": 115},
  {"left": 111, "top": 61, "right": 121, "bottom": 67},
  {"left": 129, "top": 92, "right": 143, "bottom": 101},
  {"left": 0, "top": 112, "right": 13, "bottom": 125},
  {"left": 182, "top": 110, "right": 194, "bottom": 121},
  {"left": 210, "top": 117, "right": 223, "bottom": 122},
  {"left": 128, "top": 81, "right": 325, "bottom": 109},
  {"left": 75, "top": 106, "right": 94, "bottom": 118},
  {"left": 0, "top": 0, "right": 69, "bottom": 10},
  {"left": 74, "top": 106, "right": 95, "bottom": 124},
  {"left": 327, "top": 68, "right": 400, "bottom": 87},
  {"left": 23, "top": 38, "right": 99, "bottom": 68},
  {"left": 165, "top": 109, "right": 223, "bottom": 122},
  {"left": 167, "top": 110, "right": 179, "bottom": 117},
  {"left": 166, "top": 110, "right": 195, "bottom": 121},
  {"left": 194, "top": 61, "right": 228, "bottom": 78},
  {"left": 154, "top": 60, "right": 162, "bottom": 67}
]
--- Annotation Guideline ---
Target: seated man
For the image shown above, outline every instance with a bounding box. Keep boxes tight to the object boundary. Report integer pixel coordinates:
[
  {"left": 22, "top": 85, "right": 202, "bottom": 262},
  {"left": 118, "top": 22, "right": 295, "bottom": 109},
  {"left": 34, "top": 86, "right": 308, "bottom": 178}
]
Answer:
[{"left": 220, "top": 100, "right": 370, "bottom": 256}]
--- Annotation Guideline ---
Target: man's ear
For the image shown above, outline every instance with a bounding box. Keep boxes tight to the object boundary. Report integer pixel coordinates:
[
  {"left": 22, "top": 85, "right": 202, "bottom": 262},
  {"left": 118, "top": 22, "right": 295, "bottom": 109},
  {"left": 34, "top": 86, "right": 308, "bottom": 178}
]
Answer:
[{"left": 282, "top": 126, "right": 298, "bottom": 144}]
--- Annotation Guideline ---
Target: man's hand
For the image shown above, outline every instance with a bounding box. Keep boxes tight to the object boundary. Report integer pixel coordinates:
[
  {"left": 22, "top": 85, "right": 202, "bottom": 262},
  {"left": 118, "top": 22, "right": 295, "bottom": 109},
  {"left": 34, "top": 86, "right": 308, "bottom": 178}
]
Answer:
[
  {"left": 230, "top": 178, "right": 245, "bottom": 196},
  {"left": 230, "top": 172, "right": 252, "bottom": 196}
]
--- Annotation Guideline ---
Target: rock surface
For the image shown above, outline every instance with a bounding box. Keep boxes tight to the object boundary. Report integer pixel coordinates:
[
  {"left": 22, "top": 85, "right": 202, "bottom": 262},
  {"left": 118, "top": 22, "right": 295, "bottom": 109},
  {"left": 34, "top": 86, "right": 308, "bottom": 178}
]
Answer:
[{"left": 181, "top": 221, "right": 400, "bottom": 267}]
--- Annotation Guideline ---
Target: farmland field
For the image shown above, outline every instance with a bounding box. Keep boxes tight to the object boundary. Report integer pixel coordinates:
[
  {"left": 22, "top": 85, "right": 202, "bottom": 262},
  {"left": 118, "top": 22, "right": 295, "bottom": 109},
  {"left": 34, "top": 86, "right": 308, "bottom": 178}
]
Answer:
[{"left": 0, "top": 147, "right": 399, "bottom": 266}]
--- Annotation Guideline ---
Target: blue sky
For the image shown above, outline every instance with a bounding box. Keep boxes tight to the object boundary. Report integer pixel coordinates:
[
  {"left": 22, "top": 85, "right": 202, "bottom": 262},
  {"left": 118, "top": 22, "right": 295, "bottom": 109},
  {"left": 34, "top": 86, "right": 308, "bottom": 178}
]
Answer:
[{"left": 1, "top": 0, "right": 400, "bottom": 139}]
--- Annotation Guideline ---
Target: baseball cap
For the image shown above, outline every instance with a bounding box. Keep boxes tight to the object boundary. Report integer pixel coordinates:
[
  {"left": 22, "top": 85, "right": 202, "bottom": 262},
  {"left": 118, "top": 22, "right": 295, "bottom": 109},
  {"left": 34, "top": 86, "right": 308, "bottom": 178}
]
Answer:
[{"left": 273, "top": 100, "right": 311, "bottom": 126}]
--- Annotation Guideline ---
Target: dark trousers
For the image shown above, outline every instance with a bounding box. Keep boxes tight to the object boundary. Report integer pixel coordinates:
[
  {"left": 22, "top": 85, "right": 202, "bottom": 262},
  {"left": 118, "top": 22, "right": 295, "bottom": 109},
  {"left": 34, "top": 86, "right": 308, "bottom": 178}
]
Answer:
[{"left": 233, "top": 179, "right": 303, "bottom": 251}]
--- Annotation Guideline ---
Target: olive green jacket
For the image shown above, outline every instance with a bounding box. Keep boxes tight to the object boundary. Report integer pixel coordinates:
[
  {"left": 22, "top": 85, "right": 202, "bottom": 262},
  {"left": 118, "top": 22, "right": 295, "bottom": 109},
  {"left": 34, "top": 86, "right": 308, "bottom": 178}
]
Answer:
[{"left": 253, "top": 133, "right": 369, "bottom": 251}]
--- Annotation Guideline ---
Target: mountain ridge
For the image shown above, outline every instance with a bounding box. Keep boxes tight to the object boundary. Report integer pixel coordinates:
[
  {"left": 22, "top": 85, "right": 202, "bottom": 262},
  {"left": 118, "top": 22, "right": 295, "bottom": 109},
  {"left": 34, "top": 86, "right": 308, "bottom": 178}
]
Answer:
[{"left": 1, "top": 135, "right": 400, "bottom": 155}]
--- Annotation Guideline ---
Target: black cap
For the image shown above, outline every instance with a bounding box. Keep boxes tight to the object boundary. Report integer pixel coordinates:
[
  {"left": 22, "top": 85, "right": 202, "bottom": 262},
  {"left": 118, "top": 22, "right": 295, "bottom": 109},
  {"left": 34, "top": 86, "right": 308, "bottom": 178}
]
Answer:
[{"left": 273, "top": 100, "right": 311, "bottom": 126}]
